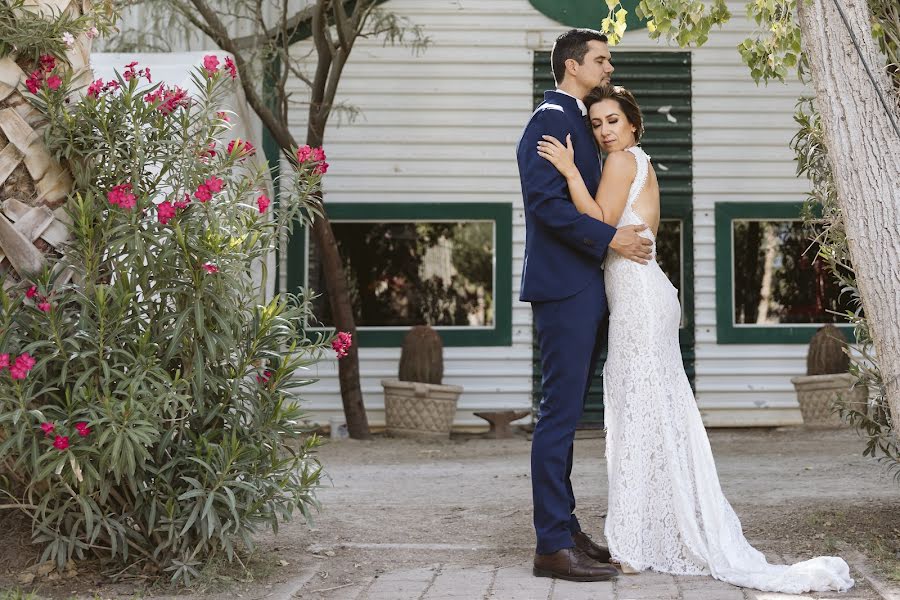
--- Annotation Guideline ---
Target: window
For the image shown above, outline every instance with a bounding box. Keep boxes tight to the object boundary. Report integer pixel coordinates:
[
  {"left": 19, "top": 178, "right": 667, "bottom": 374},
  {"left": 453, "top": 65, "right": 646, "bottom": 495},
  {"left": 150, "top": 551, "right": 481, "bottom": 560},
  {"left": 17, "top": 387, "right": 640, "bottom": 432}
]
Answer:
[
  {"left": 288, "top": 203, "right": 512, "bottom": 347},
  {"left": 715, "top": 202, "right": 855, "bottom": 344}
]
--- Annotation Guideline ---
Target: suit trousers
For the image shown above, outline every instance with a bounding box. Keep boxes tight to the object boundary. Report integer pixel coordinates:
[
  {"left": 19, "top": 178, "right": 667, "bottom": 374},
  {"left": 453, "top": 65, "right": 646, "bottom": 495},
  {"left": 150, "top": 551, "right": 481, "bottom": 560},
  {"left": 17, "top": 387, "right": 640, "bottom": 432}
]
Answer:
[{"left": 530, "top": 273, "right": 608, "bottom": 555}]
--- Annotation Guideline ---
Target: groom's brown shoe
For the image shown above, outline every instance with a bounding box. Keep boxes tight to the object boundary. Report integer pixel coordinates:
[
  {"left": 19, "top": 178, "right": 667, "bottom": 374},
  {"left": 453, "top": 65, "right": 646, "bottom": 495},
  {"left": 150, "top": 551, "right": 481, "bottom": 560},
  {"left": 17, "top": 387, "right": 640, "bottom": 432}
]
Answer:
[
  {"left": 573, "top": 531, "right": 612, "bottom": 563},
  {"left": 533, "top": 547, "right": 618, "bottom": 582}
]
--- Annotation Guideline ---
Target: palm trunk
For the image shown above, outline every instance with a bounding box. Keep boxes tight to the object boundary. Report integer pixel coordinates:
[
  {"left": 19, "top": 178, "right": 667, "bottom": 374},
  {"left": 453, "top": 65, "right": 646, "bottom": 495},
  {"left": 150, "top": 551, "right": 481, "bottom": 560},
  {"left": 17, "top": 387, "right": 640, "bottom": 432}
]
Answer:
[
  {"left": 797, "top": 0, "right": 900, "bottom": 428},
  {"left": 0, "top": 0, "right": 90, "bottom": 281}
]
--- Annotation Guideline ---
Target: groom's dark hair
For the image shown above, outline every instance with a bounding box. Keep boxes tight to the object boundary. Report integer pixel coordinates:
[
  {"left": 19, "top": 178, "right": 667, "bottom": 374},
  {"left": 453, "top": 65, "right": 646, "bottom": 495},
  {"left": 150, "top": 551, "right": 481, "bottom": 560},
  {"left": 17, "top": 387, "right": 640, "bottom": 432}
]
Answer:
[{"left": 551, "top": 29, "right": 609, "bottom": 86}]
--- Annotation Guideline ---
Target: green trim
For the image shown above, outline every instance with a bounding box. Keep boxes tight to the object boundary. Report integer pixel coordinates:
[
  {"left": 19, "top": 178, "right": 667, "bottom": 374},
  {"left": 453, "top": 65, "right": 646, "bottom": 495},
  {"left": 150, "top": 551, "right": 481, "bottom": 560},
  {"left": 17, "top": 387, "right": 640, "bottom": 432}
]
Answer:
[
  {"left": 714, "top": 202, "right": 854, "bottom": 344},
  {"left": 528, "top": 0, "right": 648, "bottom": 31},
  {"left": 287, "top": 202, "right": 513, "bottom": 347}
]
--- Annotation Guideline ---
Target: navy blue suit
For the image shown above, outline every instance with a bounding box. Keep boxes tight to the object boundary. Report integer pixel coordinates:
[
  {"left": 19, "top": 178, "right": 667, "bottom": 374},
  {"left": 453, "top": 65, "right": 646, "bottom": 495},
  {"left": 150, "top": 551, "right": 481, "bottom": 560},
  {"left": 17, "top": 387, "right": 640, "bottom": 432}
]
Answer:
[{"left": 516, "top": 91, "right": 617, "bottom": 555}]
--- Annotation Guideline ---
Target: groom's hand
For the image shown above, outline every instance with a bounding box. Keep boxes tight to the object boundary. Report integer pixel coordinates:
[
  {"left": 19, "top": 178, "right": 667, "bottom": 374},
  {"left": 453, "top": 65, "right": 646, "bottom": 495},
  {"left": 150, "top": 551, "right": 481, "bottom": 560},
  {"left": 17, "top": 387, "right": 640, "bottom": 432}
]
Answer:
[{"left": 610, "top": 225, "right": 653, "bottom": 264}]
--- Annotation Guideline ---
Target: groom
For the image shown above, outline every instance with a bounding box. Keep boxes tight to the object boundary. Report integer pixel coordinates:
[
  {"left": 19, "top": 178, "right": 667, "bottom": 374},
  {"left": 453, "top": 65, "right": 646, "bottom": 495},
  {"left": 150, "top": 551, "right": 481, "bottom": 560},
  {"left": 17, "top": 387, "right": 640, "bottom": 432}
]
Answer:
[{"left": 516, "top": 29, "right": 653, "bottom": 582}]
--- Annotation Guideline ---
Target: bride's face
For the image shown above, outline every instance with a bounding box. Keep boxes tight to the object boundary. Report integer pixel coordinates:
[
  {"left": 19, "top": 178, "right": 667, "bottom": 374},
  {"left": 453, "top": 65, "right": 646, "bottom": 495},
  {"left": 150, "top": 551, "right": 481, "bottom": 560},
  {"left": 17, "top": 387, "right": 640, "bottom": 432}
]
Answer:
[{"left": 589, "top": 99, "right": 637, "bottom": 153}]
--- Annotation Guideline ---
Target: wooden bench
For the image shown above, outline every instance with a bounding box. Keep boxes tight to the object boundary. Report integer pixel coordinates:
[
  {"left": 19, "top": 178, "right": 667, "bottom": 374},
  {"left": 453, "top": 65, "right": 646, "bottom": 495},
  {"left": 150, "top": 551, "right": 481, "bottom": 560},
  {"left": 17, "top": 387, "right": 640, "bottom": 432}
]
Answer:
[{"left": 473, "top": 410, "right": 531, "bottom": 439}]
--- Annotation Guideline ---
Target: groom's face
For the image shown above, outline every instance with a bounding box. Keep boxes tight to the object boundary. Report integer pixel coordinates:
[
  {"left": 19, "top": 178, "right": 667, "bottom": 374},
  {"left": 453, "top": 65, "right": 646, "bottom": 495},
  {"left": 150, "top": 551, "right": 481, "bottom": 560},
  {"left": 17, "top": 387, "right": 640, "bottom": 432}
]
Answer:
[{"left": 572, "top": 40, "right": 614, "bottom": 91}]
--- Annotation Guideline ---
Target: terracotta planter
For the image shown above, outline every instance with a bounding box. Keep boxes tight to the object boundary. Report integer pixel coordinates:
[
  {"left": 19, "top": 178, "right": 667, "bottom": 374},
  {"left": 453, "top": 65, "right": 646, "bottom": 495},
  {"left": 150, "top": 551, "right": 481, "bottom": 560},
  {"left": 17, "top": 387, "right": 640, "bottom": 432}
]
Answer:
[
  {"left": 381, "top": 379, "right": 463, "bottom": 439},
  {"left": 790, "top": 373, "right": 868, "bottom": 429}
]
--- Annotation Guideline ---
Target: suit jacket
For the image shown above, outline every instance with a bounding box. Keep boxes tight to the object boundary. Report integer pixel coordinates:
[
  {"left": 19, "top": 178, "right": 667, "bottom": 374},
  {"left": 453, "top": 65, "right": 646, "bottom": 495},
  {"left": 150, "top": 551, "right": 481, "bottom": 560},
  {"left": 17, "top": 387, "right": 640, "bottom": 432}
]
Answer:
[{"left": 516, "top": 90, "right": 617, "bottom": 303}]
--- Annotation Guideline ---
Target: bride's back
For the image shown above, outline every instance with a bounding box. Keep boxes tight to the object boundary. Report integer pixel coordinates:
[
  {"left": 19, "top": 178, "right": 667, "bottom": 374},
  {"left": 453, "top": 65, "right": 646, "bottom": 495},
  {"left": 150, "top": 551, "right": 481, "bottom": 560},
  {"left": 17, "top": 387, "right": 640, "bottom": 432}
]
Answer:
[{"left": 630, "top": 162, "right": 660, "bottom": 236}]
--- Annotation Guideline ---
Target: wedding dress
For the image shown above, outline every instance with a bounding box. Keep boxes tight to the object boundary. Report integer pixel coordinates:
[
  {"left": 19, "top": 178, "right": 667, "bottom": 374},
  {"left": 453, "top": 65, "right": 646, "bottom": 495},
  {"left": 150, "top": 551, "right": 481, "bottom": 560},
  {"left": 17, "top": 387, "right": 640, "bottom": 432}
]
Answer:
[{"left": 600, "top": 145, "right": 854, "bottom": 593}]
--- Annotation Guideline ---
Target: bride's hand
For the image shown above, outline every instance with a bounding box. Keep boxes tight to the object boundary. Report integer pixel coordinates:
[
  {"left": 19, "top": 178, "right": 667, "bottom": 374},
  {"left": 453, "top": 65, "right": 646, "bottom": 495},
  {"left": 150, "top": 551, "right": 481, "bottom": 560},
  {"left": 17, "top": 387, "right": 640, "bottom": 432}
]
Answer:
[{"left": 537, "top": 134, "right": 578, "bottom": 179}]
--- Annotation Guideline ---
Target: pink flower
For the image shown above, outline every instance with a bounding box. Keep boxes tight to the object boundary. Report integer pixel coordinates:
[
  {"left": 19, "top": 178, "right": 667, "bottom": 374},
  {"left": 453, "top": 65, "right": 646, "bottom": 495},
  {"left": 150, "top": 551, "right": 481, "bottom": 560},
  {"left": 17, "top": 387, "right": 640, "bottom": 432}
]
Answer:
[
  {"left": 25, "top": 70, "right": 42, "bottom": 94},
  {"left": 202, "top": 142, "right": 217, "bottom": 158},
  {"left": 216, "top": 111, "right": 230, "bottom": 122},
  {"left": 26, "top": 285, "right": 38, "bottom": 299},
  {"left": 296, "top": 145, "right": 312, "bottom": 162},
  {"left": 174, "top": 193, "right": 191, "bottom": 209},
  {"left": 142, "top": 67, "right": 151, "bottom": 83},
  {"left": 46, "top": 75, "right": 62, "bottom": 91},
  {"left": 227, "top": 139, "right": 255, "bottom": 158},
  {"left": 107, "top": 183, "right": 136, "bottom": 209},
  {"left": 123, "top": 61, "right": 138, "bottom": 81},
  {"left": 312, "top": 147, "right": 326, "bottom": 162},
  {"left": 10, "top": 352, "right": 36, "bottom": 380},
  {"left": 87, "top": 78, "right": 104, "bottom": 98},
  {"left": 157, "top": 201, "right": 176, "bottom": 225},
  {"left": 256, "top": 370, "right": 272, "bottom": 384},
  {"left": 14, "top": 352, "right": 35, "bottom": 371},
  {"left": 37, "top": 301, "right": 51, "bottom": 312},
  {"left": 313, "top": 161, "right": 329, "bottom": 175},
  {"left": 75, "top": 422, "right": 91, "bottom": 437},
  {"left": 194, "top": 184, "right": 212, "bottom": 203},
  {"left": 39, "top": 54, "right": 56, "bottom": 72},
  {"left": 202, "top": 262, "right": 219, "bottom": 274},
  {"left": 104, "top": 80, "right": 120, "bottom": 92},
  {"left": 331, "top": 331, "right": 352, "bottom": 359},
  {"left": 53, "top": 435, "right": 69, "bottom": 451},
  {"left": 203, "top": 54, "right": 219, "bottom": 75},
  {"left": 256, "top": 194, "right": 270, "bottom": 213},
  {"left": 87, "top": 26, "right": 99, "bottom": 39},
  {"left": 146, "top": 85, "right": 189, "bottom": 115},
  {"left": 224, "top": 56, "right": 237, "bottom": 79},
  {"left": 61, "top": 32, "right": 75, "bottom": 47},
  {"left": 40, "top": 422, "right": 55, "bottom": 437},
  {"left": 0, "top": 354, "right": 8, "bottom": 370},
  {"left": 204, "top": 176, "right": 224, "bottom": 193}
]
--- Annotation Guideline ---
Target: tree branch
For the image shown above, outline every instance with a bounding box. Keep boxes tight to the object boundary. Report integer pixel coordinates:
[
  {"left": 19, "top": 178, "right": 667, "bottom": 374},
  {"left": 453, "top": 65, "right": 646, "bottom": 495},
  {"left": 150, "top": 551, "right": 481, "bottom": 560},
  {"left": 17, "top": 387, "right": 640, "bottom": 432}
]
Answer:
[
  {"left": 231, "top": 4, "right": 315, "bottom": 50},
  {"left": 184, "top": 0, "right": 298, "bottom": 152}
]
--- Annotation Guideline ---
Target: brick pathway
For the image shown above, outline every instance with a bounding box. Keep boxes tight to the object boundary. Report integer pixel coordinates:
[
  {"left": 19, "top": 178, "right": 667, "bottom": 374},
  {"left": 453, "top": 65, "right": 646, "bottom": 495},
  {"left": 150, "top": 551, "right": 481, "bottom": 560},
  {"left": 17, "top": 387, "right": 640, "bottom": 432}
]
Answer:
[{"left": 291, "top": 561, "right": 885, "bottom": 600}]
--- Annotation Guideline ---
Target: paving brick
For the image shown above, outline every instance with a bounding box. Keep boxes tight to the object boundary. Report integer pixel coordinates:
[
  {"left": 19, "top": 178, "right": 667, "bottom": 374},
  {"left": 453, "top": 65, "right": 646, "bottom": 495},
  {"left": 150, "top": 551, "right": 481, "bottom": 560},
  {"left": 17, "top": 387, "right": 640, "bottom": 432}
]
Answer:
[
  {"left": 549, "top": 579, "right": 614, "bottom": 600},
  {"left": 363, "top": 566, "right": 436, "bottom": 600},
  {"left": 489, "top": 565, "right": 553, "bottom": 600},
  {"left": 680, "top": 589, "right": 746, "bottom": 600},
  {"left": 616, "top": 573, "right": 677, "bottom": 589},
  {"left": 743, "top": 594, "right": 814, "bottom": 600},
  {"left": 423, "top": 566, "right": 494, "bottom": 599},
  {"left": 616, "top": 585, "right": 679, "bottom": 600}
]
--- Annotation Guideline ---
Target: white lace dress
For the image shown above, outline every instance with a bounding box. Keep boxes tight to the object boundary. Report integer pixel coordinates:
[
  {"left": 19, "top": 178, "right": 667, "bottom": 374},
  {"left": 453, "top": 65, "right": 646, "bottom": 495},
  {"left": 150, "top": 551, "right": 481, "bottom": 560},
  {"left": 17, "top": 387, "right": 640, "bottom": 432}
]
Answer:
[{"left": 601, "top": 145, "right": 854, "bottom": 593}]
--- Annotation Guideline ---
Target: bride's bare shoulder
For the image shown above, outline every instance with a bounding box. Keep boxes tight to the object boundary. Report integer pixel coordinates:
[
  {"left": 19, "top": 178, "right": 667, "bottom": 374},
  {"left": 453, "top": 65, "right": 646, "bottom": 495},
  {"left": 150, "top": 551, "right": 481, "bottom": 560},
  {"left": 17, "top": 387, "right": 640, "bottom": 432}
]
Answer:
[{"left": 602, "top": 150, "right": 637, "bottom": 180}]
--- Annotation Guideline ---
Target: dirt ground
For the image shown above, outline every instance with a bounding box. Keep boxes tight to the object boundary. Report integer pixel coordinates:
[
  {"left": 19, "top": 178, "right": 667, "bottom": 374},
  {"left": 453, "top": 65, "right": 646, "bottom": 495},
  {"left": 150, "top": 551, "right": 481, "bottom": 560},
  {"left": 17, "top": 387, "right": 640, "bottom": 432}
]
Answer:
[{"left": 2, "top": 426, "right": 899, "bottom": 598}]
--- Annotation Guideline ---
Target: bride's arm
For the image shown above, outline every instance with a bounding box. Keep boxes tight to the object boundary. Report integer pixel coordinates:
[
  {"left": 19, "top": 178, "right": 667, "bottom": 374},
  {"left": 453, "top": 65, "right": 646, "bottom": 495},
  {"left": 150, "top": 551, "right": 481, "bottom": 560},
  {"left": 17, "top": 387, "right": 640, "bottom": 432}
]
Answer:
[{"left": 537, "top": 134, "right": 635, "bottom": 228}]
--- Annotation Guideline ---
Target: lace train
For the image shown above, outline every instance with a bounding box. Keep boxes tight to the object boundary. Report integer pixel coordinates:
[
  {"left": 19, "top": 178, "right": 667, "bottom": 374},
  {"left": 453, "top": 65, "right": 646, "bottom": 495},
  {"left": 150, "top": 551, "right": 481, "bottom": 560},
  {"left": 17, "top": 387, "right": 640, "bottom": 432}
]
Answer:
[{"left": 601, "top": 146, "right": 854, "bottom": 593}]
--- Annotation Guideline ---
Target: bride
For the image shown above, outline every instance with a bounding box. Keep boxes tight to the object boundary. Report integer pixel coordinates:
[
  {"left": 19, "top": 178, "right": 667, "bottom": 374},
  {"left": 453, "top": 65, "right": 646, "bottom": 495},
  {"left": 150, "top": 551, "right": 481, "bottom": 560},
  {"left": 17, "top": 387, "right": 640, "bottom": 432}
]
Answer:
[{"left": 536, "top": 84, "right": 854, "bottom": 594}]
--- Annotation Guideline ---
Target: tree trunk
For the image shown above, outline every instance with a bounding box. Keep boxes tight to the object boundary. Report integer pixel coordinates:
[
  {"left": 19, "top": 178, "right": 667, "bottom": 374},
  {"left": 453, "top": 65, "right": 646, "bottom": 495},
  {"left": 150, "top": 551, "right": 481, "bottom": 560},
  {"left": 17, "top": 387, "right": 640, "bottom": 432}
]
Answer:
[
  {"left": 0, "top": 0, "right": 91, "bottom": 282},
  {"left": 797, "top": 0, "right": 900, "bottom": 427},
  {"left": 307, "top": 119, "right": 371, "bottom": 440}
]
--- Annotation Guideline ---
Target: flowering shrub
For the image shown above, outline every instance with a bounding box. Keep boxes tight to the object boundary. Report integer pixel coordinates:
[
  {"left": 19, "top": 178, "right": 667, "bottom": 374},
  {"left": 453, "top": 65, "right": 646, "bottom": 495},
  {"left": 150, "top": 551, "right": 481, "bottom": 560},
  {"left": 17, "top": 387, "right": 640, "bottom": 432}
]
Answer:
[{"left": 0, "top": 56, "right": 349, "bottom": 583}]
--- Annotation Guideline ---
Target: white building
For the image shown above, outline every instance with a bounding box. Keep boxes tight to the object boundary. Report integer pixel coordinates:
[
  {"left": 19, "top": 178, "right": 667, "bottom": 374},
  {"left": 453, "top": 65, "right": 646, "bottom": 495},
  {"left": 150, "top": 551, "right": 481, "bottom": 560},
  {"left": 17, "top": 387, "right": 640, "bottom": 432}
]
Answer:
[{"left": 116, "top": 0, "right": 854, "bottom": 429}]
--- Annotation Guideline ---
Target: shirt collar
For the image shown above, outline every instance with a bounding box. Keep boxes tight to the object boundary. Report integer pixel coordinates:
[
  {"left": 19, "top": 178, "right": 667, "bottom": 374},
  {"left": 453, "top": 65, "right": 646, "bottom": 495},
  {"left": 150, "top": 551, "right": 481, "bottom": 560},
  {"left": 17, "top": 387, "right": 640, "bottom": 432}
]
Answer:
[{"left": 554, "top": 88, "right": 588, "bottom": 116}]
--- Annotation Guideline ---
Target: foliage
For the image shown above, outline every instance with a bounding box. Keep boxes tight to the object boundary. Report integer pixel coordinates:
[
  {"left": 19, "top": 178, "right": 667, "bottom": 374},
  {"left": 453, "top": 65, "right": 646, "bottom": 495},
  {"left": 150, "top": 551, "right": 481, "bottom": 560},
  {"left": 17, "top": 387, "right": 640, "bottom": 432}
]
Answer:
[
  {"left": 0, "top": 0, "right": 117, "bottom": 62},
  {"left": 106, "top": 0, "right": 431, "bottom": 440},
  {"left": 793, "top": 97, "right": 899, "bottom": 479},
  {"left": 0, "top": 54, "right": 332, "bottom": 583}
]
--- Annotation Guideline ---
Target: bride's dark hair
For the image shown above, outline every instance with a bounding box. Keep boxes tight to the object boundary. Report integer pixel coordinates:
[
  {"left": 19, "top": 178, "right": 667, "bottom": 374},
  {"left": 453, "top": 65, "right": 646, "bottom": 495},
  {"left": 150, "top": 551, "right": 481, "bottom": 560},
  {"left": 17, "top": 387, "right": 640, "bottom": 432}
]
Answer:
[{"left": 585, "top": 85, "right": 645, "bottom": 142}]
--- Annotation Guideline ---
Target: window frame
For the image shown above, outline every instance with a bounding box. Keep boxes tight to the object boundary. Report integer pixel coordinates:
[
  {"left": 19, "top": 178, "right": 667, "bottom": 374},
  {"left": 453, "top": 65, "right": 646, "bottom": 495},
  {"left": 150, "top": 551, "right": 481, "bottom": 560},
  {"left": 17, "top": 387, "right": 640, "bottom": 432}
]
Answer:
[
  {"left": 715, "top": 201, "right": 855, "bottom": 344},
  {"left": 287, "top": 202, "right": 513, "bottom": 347}
]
